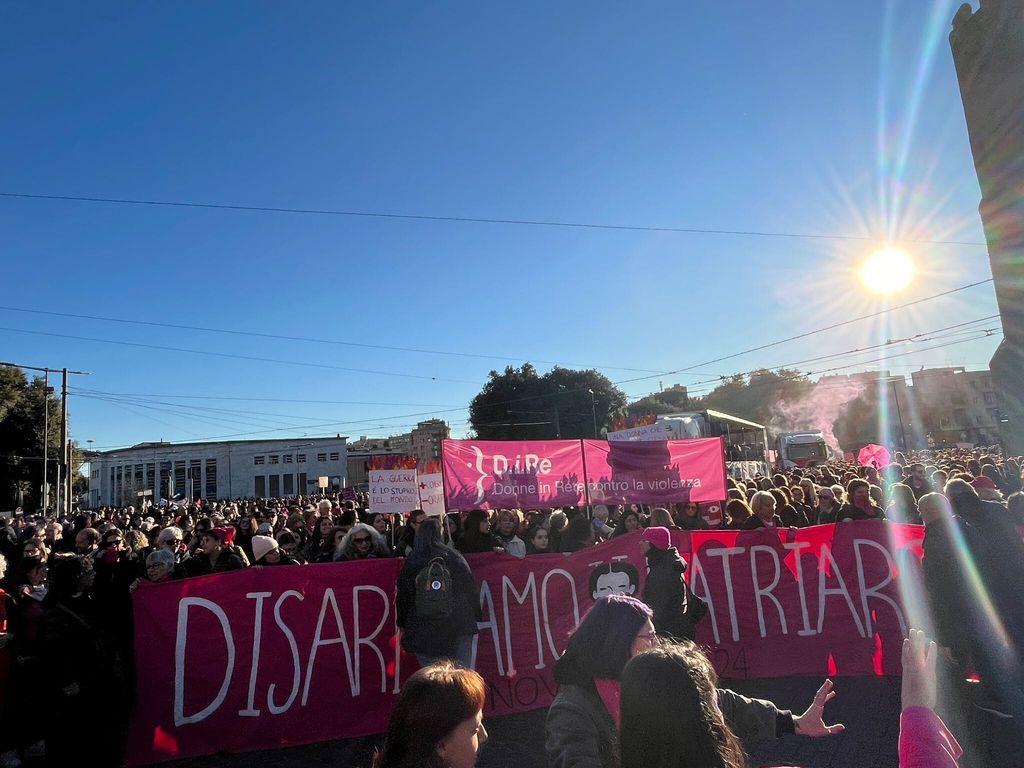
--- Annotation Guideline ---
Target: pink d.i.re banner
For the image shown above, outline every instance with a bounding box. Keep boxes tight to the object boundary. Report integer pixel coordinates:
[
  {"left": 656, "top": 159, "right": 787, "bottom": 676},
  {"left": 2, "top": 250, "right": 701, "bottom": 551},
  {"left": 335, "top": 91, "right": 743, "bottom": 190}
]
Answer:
[
  {"left": 441, "top": 439, "right": 587, "bottom": 511},
  {"left": 127, "top": 523, "right": 924, "bottom": 766},
  {"left": 582, "top": 437, "right": 727, "bottom": 505}
]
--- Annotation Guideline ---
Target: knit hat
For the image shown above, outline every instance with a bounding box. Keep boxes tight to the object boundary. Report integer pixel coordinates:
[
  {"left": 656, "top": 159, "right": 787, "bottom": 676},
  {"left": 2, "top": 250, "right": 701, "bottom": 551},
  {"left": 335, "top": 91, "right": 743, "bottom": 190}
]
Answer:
[
  {"left": 640, "top": 526, "right": 671, "bottom": 550},
  {"left": 251, "top": 534, "right": 278, "bottom": 563},
  {"left": 971, "top": 475, "right": 997, "bottom": 490},
  {"left": 209, "top": 526, "right": 235, "bottom": 545}
]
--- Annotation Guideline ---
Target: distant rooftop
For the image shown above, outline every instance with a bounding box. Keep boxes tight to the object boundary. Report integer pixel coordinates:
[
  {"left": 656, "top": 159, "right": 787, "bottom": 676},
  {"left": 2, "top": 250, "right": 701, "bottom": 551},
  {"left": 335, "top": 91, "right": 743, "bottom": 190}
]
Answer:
[{"left": 96, "top": 435, "right": 348, "bottom": 456}]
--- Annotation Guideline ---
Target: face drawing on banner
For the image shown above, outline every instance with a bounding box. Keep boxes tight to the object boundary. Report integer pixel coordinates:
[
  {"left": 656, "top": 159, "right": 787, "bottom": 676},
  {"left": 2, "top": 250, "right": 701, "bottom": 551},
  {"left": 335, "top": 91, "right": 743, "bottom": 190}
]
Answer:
[{"left": 588, "top": 561, "right": 641, "bottom": 601}]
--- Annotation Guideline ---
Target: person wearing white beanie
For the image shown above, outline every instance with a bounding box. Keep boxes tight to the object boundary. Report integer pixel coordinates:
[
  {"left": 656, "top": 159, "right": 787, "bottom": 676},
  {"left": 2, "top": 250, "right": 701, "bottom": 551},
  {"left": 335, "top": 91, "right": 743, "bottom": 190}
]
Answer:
[{"left": 251, "top": 534, "right": 299, "bottom": 566}]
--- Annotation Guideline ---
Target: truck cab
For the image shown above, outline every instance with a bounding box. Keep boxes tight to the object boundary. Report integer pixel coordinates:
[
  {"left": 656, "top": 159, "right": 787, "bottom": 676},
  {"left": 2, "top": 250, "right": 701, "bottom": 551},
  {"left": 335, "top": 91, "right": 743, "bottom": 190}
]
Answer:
[{"left": 776, "top": 431, "right": 828, "bottom": 469}]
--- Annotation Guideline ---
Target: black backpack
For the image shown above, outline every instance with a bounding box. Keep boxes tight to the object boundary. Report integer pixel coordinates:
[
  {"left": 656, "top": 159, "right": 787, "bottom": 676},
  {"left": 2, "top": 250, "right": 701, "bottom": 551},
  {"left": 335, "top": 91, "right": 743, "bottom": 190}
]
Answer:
[{"left": 415, "top": 556, "right": 453, "bottom": 619}]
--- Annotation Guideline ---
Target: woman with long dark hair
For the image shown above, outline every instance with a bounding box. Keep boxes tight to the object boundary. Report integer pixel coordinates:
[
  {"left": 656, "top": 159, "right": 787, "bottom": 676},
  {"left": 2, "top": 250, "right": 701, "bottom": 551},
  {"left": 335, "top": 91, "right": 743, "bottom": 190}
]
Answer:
[
  {"left": 524, "top": 525, "right": 550, "bottom": 555},
  {"left": 610, "top": 509, "right": 641, "bottom": 538},
  {"left": 546, "top": 596, "right": 842, "bottom": 768},
  {"left": 396, "top": 518, "right": 480, "bottom": 667},
  {"left": 303, "top": 516, "right": 335, "bottom": 562},
  {"left": 621, "top": 642, "right": 748, "bottom": 768},
  {"left": 455, "top": 510, "right": 501, "bottom": 553},
  {"left": 373, "top": 661, "right": 488, "bottom": 768}
]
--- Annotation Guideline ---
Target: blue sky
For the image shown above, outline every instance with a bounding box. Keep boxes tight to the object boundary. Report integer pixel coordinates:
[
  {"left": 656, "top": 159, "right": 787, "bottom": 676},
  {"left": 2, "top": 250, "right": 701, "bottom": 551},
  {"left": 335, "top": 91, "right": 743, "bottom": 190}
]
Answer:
[{"left": 0, "top": 1, "right": 999, "bottom": 449}]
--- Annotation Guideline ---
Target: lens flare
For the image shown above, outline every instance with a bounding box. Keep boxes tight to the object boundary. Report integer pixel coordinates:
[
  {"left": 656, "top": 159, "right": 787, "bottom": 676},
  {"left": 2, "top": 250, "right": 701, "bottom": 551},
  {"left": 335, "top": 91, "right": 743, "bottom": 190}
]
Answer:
[{"left": 861, "top": 248, "right": 914, "bottom": 294}]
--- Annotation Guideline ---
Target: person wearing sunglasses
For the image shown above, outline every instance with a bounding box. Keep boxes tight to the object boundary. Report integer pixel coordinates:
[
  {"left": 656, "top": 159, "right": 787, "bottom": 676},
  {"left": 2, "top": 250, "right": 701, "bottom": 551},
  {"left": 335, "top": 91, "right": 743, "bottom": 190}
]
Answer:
[
  {"left": 814, "top": 488, "right": 840, "bottom": 524},
  {"left": 334, "top": 523, "right": 391, "bottom": 561}
]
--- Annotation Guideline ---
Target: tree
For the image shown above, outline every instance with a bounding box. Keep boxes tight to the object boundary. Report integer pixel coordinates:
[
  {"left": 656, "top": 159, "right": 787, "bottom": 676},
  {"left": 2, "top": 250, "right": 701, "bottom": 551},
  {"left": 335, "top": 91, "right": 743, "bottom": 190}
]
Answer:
[
  {"left": 0, "top": 366, "right": 65, "bottom": 510},
  {"left": 469, "top": 364, "right": 627, "bottom": 440},
  {"left": 833, "top": 392, "right": 879, "bottom": 453},
  {"left": 698, "top": 369, "right": 813, "bottom": 426},
  {"left": 626, "top": 385, "right": 694, "bottom": 417}
]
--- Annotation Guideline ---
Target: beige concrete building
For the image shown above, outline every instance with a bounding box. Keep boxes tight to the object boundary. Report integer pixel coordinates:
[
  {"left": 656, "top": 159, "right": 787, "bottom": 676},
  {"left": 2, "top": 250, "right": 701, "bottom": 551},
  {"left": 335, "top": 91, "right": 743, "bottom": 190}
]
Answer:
[
  {"left": 410, "top": 419, "right": 450, "bottom": 466},
  {"left": 909, "top": 367, "right": 1003, "bottom": 447}
]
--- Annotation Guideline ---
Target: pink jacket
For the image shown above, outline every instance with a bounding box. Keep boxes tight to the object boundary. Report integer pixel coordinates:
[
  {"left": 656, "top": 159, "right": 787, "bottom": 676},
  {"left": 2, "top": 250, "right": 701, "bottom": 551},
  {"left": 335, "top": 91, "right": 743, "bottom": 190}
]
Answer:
[{"left": 898, "top": 707, "right": 962, "bottom": 768}]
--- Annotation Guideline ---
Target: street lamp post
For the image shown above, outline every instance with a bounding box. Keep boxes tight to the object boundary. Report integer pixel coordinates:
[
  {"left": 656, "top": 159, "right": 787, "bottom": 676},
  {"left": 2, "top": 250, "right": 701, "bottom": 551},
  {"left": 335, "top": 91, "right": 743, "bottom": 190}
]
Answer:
[{"left": 588, "top": 389, "right": 598, "bottom": 438}]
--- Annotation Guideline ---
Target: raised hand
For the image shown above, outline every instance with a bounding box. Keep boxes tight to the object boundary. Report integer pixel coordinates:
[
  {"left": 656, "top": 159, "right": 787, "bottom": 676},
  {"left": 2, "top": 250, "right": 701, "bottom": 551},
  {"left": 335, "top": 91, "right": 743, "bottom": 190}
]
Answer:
[
  {"left": 794, "top": 679, "right": 846, "bottom": 736},
  {"left": 901, "top": 628, "right": 938, "bottom": 711}
]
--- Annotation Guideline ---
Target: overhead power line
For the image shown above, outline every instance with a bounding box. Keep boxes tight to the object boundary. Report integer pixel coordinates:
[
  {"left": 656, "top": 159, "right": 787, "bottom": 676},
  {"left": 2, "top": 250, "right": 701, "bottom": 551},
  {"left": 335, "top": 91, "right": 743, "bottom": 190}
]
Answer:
[
  {"left": 663, "top": 316, "right": 1000, "bottom": 394},
  {"left": 78, "top": 320, "right": 997, "bottom": 450},
  {"left": 2, "top": 279, "right": 996, "bottom": 397},
  {"left": 69, "top": 388, "right": 460, "bottom": 408},
  {"left": 611, "top": 279, "right": 996, "bottom": 386},
  {"left": 0, "top": 326, "right": 480, "bottom": 384},
  {"left": 630, "top": 332, "right": 1001, "bottom": 402},
  {"left": 0, "top": 191, "right": 989, "bottom": 247},
  {"left": 0, "top": 304, "right": 667, "bottom": 374}
]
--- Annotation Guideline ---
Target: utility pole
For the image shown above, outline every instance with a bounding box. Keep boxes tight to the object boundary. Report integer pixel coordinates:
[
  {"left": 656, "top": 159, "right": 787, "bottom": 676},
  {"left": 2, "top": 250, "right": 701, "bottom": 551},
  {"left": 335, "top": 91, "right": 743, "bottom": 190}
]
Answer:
[
  {"left": 890, "top": 380, "right": 908, "bottom": 452},
  {"left": 61, "top": 367, "right": 70, "bottom": 516},
  {"left": 42, "top": 370, "right": 50, "bottom": 512}
]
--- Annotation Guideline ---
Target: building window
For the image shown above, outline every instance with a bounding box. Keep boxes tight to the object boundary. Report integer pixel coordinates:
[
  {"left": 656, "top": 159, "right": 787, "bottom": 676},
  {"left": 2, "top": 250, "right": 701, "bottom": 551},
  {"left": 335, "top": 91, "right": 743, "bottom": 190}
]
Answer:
[
  {"left": 317, "top": 453, "right": 327, "bottom": 462},
  {"left": 269, "top": 455, "right": 279, "bottom": 464},
  {"left": 255, "top": 476, "right": 266, "bottom": 497},
  {"left": 205, "top": 459, "right": 217, "bottom": 499},
  {"left": 189, "top": 460, "right": 201, "bottom": 498},
  {"left": 269, "top": 474, "right": 280, "bottom": 497},
  {"left": 254, "top": 456, "right": 265, "bottom": 465},
  {"left": 174, "top": 462, "right": 186, "bottom": 497},
  {"left": 984, "top": 391, "right": 997, "bottom": 405},
  {"left": 283, "top": 474, "right": 294, "bottom": 495},
  {"left": 160, "top": 462, "right": 171, "bottom": 500},
  {"left": 283, "top": 454, "right": 293, "bottom": 464},
  {"left": 297, "top": 454, "right": 306, "bottom": 463},
  {"left": 329, "top": 452, "right": 340, "bottom": 461},
  {"left": 146, "top": 463, "right": 155, "bottom": 494},
  {"left": 298, "top": 472, "right": 307, "bottom": 490}
]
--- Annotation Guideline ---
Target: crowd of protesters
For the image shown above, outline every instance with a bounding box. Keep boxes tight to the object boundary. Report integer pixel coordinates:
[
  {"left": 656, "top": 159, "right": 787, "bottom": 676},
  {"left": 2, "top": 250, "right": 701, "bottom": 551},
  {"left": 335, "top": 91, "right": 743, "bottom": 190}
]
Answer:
[{"left": 0, "top": 445, "right": 1021, "bottom": 766}]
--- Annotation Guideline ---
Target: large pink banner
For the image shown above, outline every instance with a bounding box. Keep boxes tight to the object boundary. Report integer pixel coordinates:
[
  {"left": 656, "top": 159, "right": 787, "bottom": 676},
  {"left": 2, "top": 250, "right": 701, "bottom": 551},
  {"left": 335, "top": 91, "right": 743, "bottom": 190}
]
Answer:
[
  {"left": 127, "top": 523, "right": 924, "bottom": 765},
  {"left": 582, "top": 437, "right": 727, "bottom": 505},
  {"left": 690, "top": 521, "right": 925, "bottom": 678},
  {"left": 441, "top": 439, "right": 587, "bottom": 511}
]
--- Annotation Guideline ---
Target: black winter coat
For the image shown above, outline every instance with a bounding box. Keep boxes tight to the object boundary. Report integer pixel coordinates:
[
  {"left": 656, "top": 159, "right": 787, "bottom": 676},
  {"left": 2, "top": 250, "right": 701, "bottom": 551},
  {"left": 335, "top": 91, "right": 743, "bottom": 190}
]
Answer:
[
  {"left": 837, "top": 502, "right": 885, "bottom": 522},
  {"left": 643, "top": 546, "right": 704, "bottom": 641},
  {"left": 396, "top": 547, "right": 480, "bottom": 657}
]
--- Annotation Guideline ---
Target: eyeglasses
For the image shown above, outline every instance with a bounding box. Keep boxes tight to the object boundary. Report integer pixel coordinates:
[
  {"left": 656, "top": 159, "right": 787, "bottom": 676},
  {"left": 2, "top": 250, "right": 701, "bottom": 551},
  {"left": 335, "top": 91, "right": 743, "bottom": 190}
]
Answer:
[
  {"left": 817, "top": 494, "right": 833, "bottom": 500},
  {"left": 353, "top": 537, "right": 372, "bottom": 544}
]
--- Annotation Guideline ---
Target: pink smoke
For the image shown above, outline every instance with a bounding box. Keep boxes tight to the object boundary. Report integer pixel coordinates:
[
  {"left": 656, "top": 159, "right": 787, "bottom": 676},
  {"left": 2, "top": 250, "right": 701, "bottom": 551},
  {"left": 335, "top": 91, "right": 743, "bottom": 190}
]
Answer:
[{"left": 770, "top": 378, "right": 866, "bottom": 454}]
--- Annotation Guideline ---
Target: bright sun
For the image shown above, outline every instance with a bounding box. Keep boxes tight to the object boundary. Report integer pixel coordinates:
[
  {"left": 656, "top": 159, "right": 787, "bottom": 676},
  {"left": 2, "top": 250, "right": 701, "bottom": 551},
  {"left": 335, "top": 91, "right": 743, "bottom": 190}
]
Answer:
[{"left": 861, "top": 248, "right": 914, "bottom": 294}]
